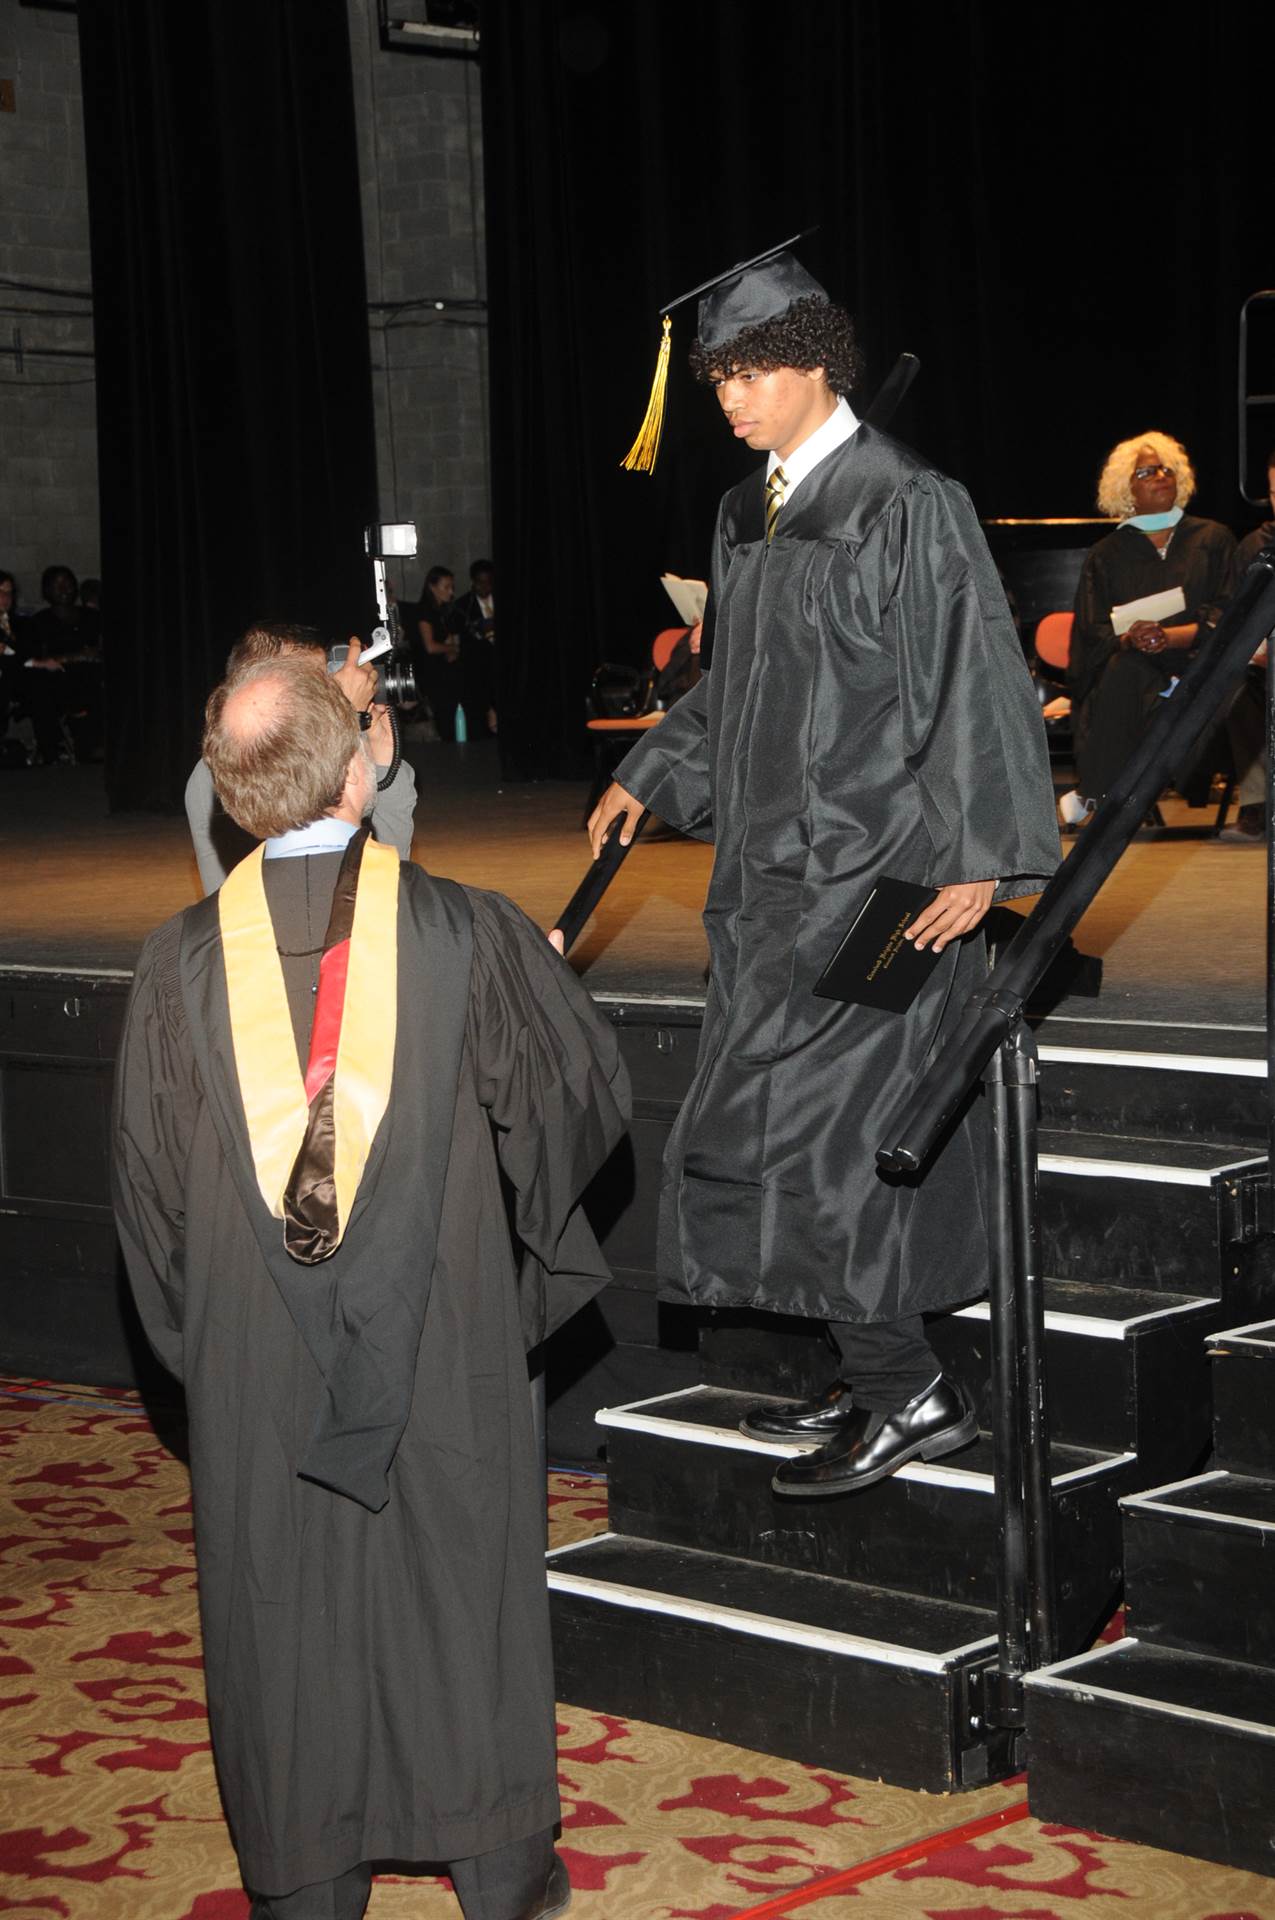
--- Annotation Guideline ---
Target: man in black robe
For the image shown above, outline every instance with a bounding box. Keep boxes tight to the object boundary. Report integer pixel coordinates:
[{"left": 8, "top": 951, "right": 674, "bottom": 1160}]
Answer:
[
  {"left": 114, "top": 655, "right": 628, "bottom": 1917},
  {"left": 589, "top": 245, "right": 1059, "bottom": 1497},
  {"left": 1220, "top": 446, "right": 1275, "bottom": 841}
]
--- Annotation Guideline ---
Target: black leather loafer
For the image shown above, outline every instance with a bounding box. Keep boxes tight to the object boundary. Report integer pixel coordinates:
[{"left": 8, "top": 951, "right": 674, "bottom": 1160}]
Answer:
[
  {"left": 739, "top": 1377, "right": 857, "bottom": 1441},
  {"left": 771, "top": 1374, "right": 977, "bottom": 1497},
  {"left": 513, "top": 1853, "right": 571, "bottom": 1920}
]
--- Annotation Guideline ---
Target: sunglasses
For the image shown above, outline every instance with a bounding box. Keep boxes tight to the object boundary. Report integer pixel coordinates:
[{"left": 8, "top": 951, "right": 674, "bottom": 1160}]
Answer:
[{"left": 1133, "top": 463, "right": 1175, "bottom": 481}]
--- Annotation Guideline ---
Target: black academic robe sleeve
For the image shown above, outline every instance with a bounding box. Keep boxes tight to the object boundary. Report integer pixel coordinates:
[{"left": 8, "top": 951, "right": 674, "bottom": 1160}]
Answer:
[
  {"left": 111, "top": 919, "right": 197, "bottom": 1383},
  {"left": 884, "top": 475, "right": 1061, "bottom": 901},
  {"left": 1070, "top": 542, "right": 1119, "bottom": 706},
  {"left": 468, "top": 890, "right": 632, "bottom": 1343}
]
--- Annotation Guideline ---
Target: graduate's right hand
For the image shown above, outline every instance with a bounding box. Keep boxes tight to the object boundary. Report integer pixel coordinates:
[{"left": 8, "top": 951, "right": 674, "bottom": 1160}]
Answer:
[{"left": 587, "top": 782, "right": 643, "bottom": 860}]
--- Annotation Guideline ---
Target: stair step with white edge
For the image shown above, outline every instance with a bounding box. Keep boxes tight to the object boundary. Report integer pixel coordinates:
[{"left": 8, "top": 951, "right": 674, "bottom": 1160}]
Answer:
[
  {"left": 1122, "top": 1468, "right": 1275, "bottom": 1665},
  {"left": 547, "top": 1531, "right": 1010, "bottom": 1793},
  {"left": 597, "top": 1383, "right": 1134, "bottom": 1647},
  {"left": 1035, "top": 1023, "right": 1268, "bottom": 1145},
  {"left": 931, "top": 1278, "right": 1222, "bottom": 1463},
  {"left": 1037, "top": 1127, "right": 1263, "bottom": 1292},
  {"left": 1207, "top": 1320, "right": 1275, "bottom": 1477},
  {"left": 1025, "top": 1637, "right": 1275, "bottom": 1879}
]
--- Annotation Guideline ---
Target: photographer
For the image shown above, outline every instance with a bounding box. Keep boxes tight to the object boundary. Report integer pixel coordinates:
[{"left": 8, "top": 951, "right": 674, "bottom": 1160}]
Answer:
[
  {"left": 116, "top": 653, "right": 627, "bottom": 1918},
  {"left": 184, "top": 624, "right": 417, "bottom": 891}
]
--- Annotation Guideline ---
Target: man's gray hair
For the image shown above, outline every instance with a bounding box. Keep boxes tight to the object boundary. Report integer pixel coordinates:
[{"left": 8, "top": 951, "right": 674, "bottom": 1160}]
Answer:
[{"left": 203, "top": 655, "right": 359, "bottom": 841}]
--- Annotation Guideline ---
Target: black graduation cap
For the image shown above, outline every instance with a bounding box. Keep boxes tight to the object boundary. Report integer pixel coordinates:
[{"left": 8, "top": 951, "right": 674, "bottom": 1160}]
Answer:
[{"left": 622, "top": 230, "right": 826, "bottom": 473}]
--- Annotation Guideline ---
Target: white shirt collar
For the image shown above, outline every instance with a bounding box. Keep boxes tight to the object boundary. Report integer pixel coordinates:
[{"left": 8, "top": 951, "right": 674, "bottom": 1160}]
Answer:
[
  {"left": 264, "top": 817, "right": 360, "bottom": 860},
  {"left": 765, "top": 394, "right": 859, "bottom": 498}
]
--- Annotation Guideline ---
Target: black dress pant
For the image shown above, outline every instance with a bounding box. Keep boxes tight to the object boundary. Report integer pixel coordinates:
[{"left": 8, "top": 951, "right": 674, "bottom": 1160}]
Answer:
[
  {"left": 828, "top": 1314, "right": 942, "bottom": 1412},
  {"left": 249, "top": 1826, "right": 555, "bottom": 1920}
]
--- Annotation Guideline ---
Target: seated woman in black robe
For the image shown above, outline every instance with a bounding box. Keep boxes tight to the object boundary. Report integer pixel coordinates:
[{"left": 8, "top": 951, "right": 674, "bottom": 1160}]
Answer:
[{"left": 1069, "top": 431, "right": 1236, "bottom": 809}]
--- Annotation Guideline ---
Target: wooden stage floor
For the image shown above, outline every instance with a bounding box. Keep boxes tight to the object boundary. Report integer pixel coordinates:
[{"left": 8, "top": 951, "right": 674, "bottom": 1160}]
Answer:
[{"left": 0, "top": 742, "right": 1266, "bottom": 1032}]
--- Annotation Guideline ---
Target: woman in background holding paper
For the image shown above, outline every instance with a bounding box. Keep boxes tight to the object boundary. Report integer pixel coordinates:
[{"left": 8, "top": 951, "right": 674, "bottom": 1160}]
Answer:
[{"left": 1068, "top": 431, "right": 1236, "bottom": 813}]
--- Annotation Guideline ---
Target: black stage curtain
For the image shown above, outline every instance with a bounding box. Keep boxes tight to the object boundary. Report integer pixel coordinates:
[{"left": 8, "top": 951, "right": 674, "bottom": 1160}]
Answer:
[
  {"left": 482, "top": 0, "right": 1270, "bottom": 779},
  {"left": 79, "top": 1, "right": 378, "bottom": 811}
]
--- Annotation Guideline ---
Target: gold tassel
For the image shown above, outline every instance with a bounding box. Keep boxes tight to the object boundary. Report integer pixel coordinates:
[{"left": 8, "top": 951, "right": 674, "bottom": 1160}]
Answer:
[{"left": 621, "top": 314, "right": 672, "bottom": 473}]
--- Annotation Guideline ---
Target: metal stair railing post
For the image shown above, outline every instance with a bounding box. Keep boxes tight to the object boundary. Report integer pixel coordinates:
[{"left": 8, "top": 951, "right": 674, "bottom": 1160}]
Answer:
[
  {"left": 878, "top": 546, "right": 1275, "bottom": 1725},
  {"left": 1268, "top": 631, "right": 1275, "bottom": 1182},
  {"left": 983, "top": 1015, "right": 1055, "bottom": 1738}
]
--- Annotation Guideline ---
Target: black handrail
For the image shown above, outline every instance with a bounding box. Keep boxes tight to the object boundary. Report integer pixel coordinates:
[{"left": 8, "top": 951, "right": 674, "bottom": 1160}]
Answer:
[{"left": 877, "top": 546, "right": 1275, "bottom": 1175}]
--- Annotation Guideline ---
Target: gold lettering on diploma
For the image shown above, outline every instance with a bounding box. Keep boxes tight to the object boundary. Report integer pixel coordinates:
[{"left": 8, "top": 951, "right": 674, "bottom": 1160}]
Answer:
[{"left": 866, "top": 912, "right": 912, "bottom": 983}]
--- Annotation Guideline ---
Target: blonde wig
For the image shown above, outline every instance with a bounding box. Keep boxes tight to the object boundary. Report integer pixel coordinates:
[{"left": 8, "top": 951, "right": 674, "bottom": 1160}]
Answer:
[{"left": 1096, "top": 431, "right": 1195, "bottom": 520}]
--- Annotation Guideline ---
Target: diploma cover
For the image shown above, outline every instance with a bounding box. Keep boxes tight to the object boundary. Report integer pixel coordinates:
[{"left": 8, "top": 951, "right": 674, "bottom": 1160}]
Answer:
[{"left": 813, "top": 876, "right": 941, "bottom": 1013}]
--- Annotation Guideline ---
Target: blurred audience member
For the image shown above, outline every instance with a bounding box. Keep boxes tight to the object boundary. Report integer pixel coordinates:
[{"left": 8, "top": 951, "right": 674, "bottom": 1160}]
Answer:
[
  {"left": 1069, "top": 433, "right": 1235, "bottom": 809},
  {"left": 0, "top": 572, "right": 20, "bottom": 737},
  {"left": 22, "top": 564, "right": 104, "bottom": 763},
  {"left": 1221, "top": 447, "right": 1275, "bottom": 842},
  {"left": 79, "top": 577, "right": 102, "bottom": 615},
  {"left": 415, "top": 565, "right": 463, "bottom": 740},
  {"left": 449, "top": 559, "right": 497, "bottom": 737}
]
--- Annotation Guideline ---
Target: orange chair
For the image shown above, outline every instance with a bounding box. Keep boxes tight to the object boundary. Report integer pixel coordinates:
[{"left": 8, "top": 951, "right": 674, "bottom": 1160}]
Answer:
[
  {"left": 1033, "top": 611, "right": 1073, "bottom": 727},
  {"left": 651, "top": 626, "right": 686, "bottom": 674},
  {"left": 583, "top": 627, "right": 693, "bottom": 817},
  {"left": 1034, "top": 611, "right": 1072, "bottom": 682}
]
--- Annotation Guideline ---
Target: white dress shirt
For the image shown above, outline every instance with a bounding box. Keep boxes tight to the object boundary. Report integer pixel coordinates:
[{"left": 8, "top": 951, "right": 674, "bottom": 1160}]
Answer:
[
  {"left": 264, "top": 817, "right": 361, "bottom": 861},
  {"left": 766, "top": 394, "right": 860, "bottom": 503}
]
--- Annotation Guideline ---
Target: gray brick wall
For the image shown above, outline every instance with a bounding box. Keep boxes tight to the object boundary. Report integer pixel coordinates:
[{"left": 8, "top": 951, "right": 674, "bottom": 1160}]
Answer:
[
  {"left": 0, "top": 6, "right": 490, "bottom": 623},
  {"left": 0, "top": 7, "right": 99, "bottom": 603},
  {"left": 347, "top": 0, "right": 490, "bottom": 611}
]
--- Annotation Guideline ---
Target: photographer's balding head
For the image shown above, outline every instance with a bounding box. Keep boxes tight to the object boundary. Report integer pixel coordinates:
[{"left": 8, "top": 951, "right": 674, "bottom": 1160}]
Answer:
[{"left": 203, "top": 654, "right": 376, "bottom": 842}]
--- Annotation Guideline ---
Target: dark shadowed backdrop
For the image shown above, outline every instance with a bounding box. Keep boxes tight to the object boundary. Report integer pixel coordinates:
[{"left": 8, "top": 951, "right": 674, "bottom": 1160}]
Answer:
[
  {"left": 482, "top": 0, "right": 1272, "bottom": 777},
  {"left": 79, "top": 0, "right": 378, "bottom": 811}
]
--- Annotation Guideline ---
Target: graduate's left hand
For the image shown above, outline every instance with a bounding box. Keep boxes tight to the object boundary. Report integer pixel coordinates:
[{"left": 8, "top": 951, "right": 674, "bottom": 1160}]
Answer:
[{"left": 905, "top": 880, "right": 995, "bottom": 953}]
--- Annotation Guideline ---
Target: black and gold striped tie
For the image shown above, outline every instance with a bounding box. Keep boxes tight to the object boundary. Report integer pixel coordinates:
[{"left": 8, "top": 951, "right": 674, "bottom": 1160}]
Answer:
[{"left": 765, "top": 464, "right": 788, "bottom": 542}]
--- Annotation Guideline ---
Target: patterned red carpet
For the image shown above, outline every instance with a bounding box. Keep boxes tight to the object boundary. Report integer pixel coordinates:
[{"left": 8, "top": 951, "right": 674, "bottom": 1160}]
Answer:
[{"left": 1, "top": 1378, "right": 1272, "bottom": 1919}]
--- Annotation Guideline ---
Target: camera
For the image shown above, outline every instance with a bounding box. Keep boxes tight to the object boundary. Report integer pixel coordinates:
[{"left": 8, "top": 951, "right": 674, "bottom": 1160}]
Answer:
[
  {"left": 326, "top": 522, "right": 420, "bottom": 710},
  {"left": 326, "top": 638, "right": 419, "bottom": 712}
]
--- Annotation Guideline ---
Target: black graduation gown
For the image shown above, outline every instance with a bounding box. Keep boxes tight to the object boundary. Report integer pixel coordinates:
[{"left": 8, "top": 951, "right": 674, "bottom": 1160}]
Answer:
[
  {"left": 1070, "top": 515, "right": 1237, "bottom": 799},
  {"left": 112, "top": 865, "right": 629, "bottom": 1895},
  {"left": 617, "top": 424, "right": 1060, "bottom": 1326}
]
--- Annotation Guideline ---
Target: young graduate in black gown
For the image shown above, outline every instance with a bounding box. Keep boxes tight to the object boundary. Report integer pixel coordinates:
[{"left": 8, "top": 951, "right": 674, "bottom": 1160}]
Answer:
[{"left": 587, "top": 240, "right": 1060, "bottom": 1498}]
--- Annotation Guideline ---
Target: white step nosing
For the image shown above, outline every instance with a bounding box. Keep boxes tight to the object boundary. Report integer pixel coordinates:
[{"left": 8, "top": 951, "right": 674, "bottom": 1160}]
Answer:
[
  {"left": 1122, "top": 1477, "right": 1275, "bottom": 1536},
  {"left": 1025, "top": 1640, "right": 1275, "bottom": 1743},
  {"left": 1039, "top": 1150, "right": 1263, "bottom": 1187},
  {"left": 592, "top": 990, "right": 707, "bottom": 1012},
  {"left": 1038, "top": 1044, "right": 1266, "bottom": 1078},
  {"left": 1207, "top": 1320, "right": 1275, "bottom": 1351},
  {"left": 1054, "top": 1451, "right": 1137, "bottom": 1487},
  {"left": 595, "top": 1392, "right": 1132, "bottom": 1491},
  {"left": 954, "top": 1295, "right": 1216, "bottom": 1341},
  {"left": 1040, "top": 1016, "right": 1264, "bottom": 1035},
  {"left": 545, "top": 1562, "right": 996, "bottom": 1674},
  {"left": 1121, "top": 1468, "right": 1230, "bottom": 1504},
  {"left": 595, "top": 1384, "right": 721, "bottom": 1420},
  {"left": 548, "top": 1530, "right": 621, "bottom": 1559}
]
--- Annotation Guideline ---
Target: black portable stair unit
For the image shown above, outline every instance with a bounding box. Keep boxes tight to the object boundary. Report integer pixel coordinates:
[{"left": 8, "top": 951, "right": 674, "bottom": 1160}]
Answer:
[
  {"left": 550, "top": 541, "right": 1275, "bottom": 1797},
  {"left": 1025, "top": 1320, "right": 1275, "bottom": 1876},
  {"left": 548, "top": 1020, "right": 1272, "bottom": 1792}
]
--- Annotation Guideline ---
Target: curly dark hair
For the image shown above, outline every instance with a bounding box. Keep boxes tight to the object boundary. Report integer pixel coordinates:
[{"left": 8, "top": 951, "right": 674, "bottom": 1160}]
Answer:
[{"left": 688, "top": 296, "right": 864, "bottom": 396}]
